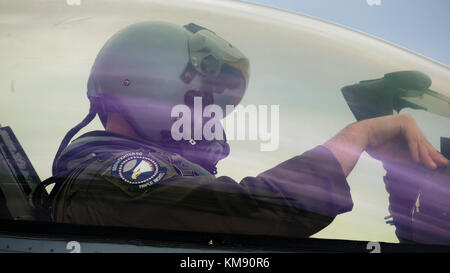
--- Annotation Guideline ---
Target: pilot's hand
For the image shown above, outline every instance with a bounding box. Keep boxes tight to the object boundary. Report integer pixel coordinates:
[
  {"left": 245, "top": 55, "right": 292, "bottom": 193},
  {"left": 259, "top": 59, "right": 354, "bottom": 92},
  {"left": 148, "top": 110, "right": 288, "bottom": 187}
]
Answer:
[
  {"left": 365, "top": 114, "right": 448, "bottom": 169},
  {"left": 324, "top": 114, "right": 448, "bottom": 177}
]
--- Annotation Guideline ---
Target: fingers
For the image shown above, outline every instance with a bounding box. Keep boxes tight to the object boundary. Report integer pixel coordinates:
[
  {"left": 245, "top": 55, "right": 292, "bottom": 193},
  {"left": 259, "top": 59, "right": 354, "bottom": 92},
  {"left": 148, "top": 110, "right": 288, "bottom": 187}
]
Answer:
[
  {"left": 401, "top": 114, "right": 448, "bottom": 169},
  {"left": 426, "top": 140, "right": 449, "bottom": 166},
  {"left": 369, "top": 114, "right": 448, "bottom": 170},
  {"left": 407, "top": 137, "right": 420, "bottom": 163},
  {"left": 418, "top": 139, "right": 436, "bottom": 169},
  {"left": 416, "top": 138, "right": 449, "bottom": 169}
]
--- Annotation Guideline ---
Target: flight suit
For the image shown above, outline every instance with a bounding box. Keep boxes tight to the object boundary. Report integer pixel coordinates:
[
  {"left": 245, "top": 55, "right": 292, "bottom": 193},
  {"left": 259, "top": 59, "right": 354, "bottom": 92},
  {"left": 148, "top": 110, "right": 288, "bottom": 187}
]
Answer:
[
  {"left": 383, "top": 161, "right": 450, "bottom": 244},
  {"left": 49, "top": 131, "right": 353, "bottom": 238}
]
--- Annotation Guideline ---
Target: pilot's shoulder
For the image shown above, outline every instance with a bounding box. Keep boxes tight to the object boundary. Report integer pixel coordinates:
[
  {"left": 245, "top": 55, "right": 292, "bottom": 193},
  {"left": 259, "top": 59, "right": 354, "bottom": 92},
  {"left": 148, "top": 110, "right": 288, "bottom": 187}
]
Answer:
[
  {"left": 97, "top": 148, "right": 177, "bottom": 187},
  {"left": 64, "top": 140, "right": 213, "bottom": 195}
]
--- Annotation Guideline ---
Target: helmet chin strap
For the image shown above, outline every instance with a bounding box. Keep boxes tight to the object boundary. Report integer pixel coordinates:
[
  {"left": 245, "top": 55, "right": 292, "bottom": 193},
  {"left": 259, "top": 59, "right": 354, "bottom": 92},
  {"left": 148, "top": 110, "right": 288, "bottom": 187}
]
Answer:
[
  {"left": 115, "top": 112, "right": 229, "bottom": 174},
  {"left": 158, "top": 129, "right": 230, "bottom": 175},
  {"left": 52, "top": 101, "right": 97, "bottom": 175},
  {"left": 54, "top": 98, "right": 230, "bottom": 176},
  {"left": 121, "top": 112, "right": 230, "bottom": 174}
]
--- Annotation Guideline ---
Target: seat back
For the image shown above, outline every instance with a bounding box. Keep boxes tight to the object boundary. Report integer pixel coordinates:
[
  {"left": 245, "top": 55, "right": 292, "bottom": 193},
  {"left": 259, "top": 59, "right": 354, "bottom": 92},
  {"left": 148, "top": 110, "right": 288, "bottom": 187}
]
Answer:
[{"left": 0, "top": 126, "right": 41, "bottom": 220}]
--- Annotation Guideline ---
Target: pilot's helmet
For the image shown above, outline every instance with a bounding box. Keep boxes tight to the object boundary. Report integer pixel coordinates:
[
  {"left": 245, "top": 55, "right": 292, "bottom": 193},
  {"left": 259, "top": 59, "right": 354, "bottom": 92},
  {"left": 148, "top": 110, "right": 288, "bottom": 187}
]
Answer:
[{"left": 87, "top": 21, "right": 250, "bottom": 142}]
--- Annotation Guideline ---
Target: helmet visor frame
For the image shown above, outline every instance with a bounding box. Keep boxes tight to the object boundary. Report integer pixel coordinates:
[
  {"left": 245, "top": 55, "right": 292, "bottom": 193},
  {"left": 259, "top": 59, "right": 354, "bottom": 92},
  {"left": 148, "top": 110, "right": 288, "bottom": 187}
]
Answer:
[{"left": 187, "top": 29, "right": 250, "bottom": 90}]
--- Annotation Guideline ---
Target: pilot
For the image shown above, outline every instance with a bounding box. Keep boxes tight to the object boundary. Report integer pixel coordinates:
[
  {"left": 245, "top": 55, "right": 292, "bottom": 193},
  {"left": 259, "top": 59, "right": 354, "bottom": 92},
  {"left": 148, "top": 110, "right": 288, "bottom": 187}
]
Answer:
[{"left": 33, "top": 22, "right": 448, "bottom": 238}]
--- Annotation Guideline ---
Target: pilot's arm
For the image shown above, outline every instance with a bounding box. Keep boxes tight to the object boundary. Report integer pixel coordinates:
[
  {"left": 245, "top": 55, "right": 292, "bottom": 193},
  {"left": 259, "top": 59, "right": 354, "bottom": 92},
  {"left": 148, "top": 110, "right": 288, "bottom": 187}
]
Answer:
[
  {"left": 55, "top": 144, "right": 352, "bottom": 238},
  {"left": 55, "top": 114, "right": 447, "bottom": 238}
]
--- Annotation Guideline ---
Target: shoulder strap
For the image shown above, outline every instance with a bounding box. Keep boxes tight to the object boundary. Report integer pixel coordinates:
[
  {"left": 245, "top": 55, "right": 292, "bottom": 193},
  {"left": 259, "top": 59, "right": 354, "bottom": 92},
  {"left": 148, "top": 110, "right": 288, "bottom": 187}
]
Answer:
[
  {"left": 31, "top": 170, "right": 71, "bottom": 222},
  {"left": 32, "top": 155, "right": 99, "bottom": 222}
]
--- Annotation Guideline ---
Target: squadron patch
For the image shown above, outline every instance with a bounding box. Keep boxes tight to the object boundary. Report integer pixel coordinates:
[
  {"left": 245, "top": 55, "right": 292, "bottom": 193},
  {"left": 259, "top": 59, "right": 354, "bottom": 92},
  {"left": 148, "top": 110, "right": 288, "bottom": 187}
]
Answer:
[{"left": 111, "top": 151, "right": 167, "bottom": 191}]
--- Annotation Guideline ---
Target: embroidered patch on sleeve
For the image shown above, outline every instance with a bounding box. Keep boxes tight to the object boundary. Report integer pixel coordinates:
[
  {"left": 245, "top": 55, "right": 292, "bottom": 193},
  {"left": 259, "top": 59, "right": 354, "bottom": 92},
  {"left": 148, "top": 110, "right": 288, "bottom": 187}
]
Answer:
[{"left": 110, "top": 151, "right": 167, "bottom": 192}]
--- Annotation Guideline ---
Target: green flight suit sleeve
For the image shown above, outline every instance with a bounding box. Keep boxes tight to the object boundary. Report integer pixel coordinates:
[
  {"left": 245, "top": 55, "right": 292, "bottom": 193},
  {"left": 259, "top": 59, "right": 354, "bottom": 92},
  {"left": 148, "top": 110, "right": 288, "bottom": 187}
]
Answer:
[{"left": 56, "top": 145, "right": 353, "bottom": 238}]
